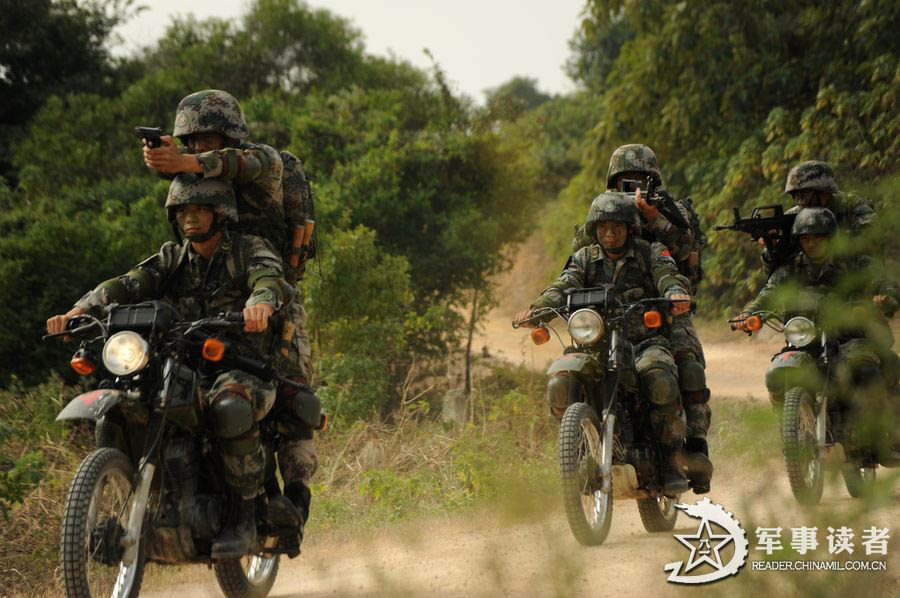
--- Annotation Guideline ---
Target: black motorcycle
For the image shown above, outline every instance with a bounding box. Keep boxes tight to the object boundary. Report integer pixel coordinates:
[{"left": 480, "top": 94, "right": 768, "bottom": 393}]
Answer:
[
  {"left": 733, "top": 309, "right": 898, "bottom": 504},
  {"left": 514, "top": 286, "right": 698, "bottom": 546},
  {"left": 47, "top": 301, "right": 320, "bottom": 598}
]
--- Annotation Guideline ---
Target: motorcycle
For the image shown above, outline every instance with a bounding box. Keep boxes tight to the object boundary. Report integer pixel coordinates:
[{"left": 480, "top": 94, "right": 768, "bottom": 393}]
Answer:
[
  {"left": 732, "top": 310, "right": 898, "bottom": 504},
  {"left": 46, "top": 301, "right": 321, "bottom": 598},
  {"left": 514, "top": 285, "right": 699, "bottom": 546}
]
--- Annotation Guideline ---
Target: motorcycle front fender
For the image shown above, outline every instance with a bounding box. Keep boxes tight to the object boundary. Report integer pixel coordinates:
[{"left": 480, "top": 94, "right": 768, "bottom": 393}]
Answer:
[
  {"left": 546, "top": 352, "right": 604, "bottom": 378},
  {"left": 765, "top": 350, "right": 821, "bottom": 396},
  {"left": 56, "top": 389, "right": 149, "bottom": 424}
]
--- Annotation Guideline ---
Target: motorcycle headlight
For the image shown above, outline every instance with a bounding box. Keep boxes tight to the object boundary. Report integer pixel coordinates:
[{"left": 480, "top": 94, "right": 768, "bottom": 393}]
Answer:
[
  {"left": 102, "top": 331, "right": 150, "bottom": 376},
  {"left": 568, "top": 309, "right": 605, "bottom": 345},
  {"left": 784, "top": 317, "right": 816, "bottom": 348}
]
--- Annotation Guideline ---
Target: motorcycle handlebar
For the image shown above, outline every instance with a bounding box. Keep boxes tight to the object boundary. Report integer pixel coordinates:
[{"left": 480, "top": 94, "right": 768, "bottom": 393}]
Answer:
[{"left": 512, "top": 298, "right": 697, "bottom": 330}]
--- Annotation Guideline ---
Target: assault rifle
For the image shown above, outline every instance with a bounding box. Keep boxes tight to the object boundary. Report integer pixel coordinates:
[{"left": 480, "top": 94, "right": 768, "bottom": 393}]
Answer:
[{"left": 713, "top": 204, "right": 797, "bottom": 267}]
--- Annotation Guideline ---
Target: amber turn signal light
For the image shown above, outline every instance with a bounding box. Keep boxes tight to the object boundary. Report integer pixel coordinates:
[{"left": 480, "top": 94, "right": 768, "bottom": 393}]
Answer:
[
  {"left": 202, "top": 338, "right": 226, "bottom": 362},
  {"left": 70, "top": 355, "right": 96, "bottom": 376},
  {"left": 745, "top": 315, "right": 762, "bottom": 331},
  {"left": 531, "top": 327, "right": 550, "bottom": 345},
  {"left": 643, "top": 310, "right": 663, "bottom": 329}
]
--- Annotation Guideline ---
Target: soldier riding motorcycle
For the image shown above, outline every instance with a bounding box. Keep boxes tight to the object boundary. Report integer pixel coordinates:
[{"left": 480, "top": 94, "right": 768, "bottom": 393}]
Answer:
[
  {"left": 514, "top": 192, "right": 708, "bottom": 545},
  {"left": 733, "top": 207, "right": 899, "bottom": 504},
  {"left": 48, "top": 306, "right": 319, "bottom": 597},
  {"left": 46, "top": 175, "right": 321, "bottom": 597}
]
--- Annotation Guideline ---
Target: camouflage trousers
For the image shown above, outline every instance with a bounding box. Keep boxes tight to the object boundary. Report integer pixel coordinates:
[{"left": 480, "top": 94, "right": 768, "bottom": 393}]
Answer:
[
  {"left": 277, "top": 299, "right": 317, "bottom": 488},
  {"left": 671, "top": 314, "right": 710, "bottom": 440},
  {"left": 208, "top": 370, "right": 276, "bottom": 498},
  {"left": 834, "top": 339, "right": 900, "bottom": 453},
  {"left": 286, "top": 300, "right": 313, "bottom": 382},
  {"left": 635, "top": 343, "right": 685, "bottom": 445}
]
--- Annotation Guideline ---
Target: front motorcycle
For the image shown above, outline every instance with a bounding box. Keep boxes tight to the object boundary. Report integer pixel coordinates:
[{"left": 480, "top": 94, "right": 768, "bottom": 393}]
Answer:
[
  {"left": 514, "top": 286, "right": 696, "bottom": 546},
  {"left": 47, "top": 301, "right": 316, "bottom": 597},
  {"left": 732, "top": 311, "right": 896, "bottom": 504}
]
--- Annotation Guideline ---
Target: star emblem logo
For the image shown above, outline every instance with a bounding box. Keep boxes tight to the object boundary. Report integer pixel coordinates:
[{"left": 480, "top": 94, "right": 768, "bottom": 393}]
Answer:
[
  {"left": 664, "top": 498, "right": 749, "bottom": 584},
  {"left": 674, "top": 518, "right": 733, "bottom": 573}
]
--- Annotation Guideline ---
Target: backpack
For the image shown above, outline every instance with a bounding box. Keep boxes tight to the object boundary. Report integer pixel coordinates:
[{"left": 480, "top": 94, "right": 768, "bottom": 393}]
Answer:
[{"left": 279, "top": 151, "right": 317, "bottom": 283}]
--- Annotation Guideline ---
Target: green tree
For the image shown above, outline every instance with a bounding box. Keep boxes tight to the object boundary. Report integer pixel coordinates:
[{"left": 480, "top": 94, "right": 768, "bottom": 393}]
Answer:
[{"left": 0, "top": 0, "right": 140, "bottom": 179}]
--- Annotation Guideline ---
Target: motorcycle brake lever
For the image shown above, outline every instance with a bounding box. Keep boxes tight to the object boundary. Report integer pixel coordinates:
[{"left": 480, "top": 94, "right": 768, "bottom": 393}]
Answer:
[{"left": 42, "top": 321, "right": 98, "bottom": 340}]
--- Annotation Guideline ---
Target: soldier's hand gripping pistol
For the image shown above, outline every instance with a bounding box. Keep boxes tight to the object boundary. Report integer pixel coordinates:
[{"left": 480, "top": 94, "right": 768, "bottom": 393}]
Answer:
[{"left": 134, "top": 126, "right": 164, "bottom": 149}]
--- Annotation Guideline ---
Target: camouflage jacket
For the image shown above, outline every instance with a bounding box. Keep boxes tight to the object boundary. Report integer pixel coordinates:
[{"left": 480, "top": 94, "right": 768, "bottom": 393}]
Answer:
[
  {"left": 533, "top": 239, "right": 690, "bottom": 343},
  {"left": 573, "top": 190, "right": 695, "bottom": 277},
  {"left": 173, "top": 141, "right": 288, "bottom": 251},
  {"left": 762, "top": 191, "right": 876, "bottom": 274},
  {"left": 75, "top": 230, "right": 288, "bottom": 352},
  {"left": 745, "top": 252, "right": 897, "bottom": 346}
]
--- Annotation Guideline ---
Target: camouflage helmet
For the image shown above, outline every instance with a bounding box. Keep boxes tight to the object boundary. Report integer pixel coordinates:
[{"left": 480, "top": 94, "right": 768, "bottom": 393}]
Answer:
[
  {"left": 173, "top": 89, "right": 249, "bottom": 141},
  {"left": 791, "top": 207, "right": 837, "bottom": 237},
  {"left": 606, "top": 144, "right": 663, "bottom": 188},
  {"left": 585, "top": 191, "right": 641, "bottom": 235},
  {"left": 784, "top": 161, "right": 838, "bottom": 194},
  {"left": 165, "top": 173, "right": 238, "bottom": 223}
]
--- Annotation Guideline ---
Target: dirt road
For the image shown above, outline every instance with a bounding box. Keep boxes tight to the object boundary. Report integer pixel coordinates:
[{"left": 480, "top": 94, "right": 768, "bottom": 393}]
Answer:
[{"left": 140, "top": 322, "right": 899, "bottom": 598}]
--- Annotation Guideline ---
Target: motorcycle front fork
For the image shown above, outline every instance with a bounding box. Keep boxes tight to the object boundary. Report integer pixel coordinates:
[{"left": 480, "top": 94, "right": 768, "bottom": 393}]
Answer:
[{"left": 816, "top": 394, "right": 828, "bottom": 458}]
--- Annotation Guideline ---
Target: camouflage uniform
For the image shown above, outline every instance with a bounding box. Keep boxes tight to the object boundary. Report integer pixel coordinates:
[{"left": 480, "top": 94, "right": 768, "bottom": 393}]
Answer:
[
  {"left": 534, "top": 194, "right": 691, "bottom": 448},
  {"left": 762, "top": 161, "right": 876, "bottom": 275},
  {"left": 572, "top": 145, "right": 710, "bottom": 445},
  {"left": 171, "top": 90, "right": 317, "bottom": 508},
  {"left": 74, "top": 176, "right": 287, "bottom": 500},
  {"left": 746, "top": 208, "right": 899, "bottom": 417}
]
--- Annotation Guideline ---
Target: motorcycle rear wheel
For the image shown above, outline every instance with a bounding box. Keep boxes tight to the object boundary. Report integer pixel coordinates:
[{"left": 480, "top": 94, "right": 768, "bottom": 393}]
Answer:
[
  {"left": 841, "top": 464, "right": 876, "bottom": 498},
  {"left": 559, "top": 396, "right": 612, "bottom": 546},
  {"left": 60, "top": 447, "right": 145, "bottom": 598},
  {"left": 637, "top": 495, "right": 678, "bottom": 532},
  {"left": 215, "top": 554, "right": 280, "bottom": 598},
  {"left": 782, "top": 387, "right": 824, "bottom": 505}
]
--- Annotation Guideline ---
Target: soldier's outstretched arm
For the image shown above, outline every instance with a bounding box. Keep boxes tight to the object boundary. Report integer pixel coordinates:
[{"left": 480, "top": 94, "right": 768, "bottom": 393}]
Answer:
[
  {"left": 71, "top": 243, "right": 181, "bottom": 314},
  {"left": 144, "top": 137, "right": 281, "bottom": 187},
  {"left": 742, "top": 265, "right": 790, "bottom": 315},
  {"left": 194, "top": 143, "right": 282, "bottom": 186}
]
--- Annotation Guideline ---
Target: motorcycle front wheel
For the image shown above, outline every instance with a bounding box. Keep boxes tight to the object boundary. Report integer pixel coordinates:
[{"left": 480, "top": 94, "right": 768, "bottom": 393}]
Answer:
[
  {"left": 60, "top": 447, "right": 145, "bottom": 598},
  {"left": 215, "top": 554, "right": 280, "bottom": 598},
  {"left": 559, "top": 397, "right": 612, "bottom": 546},
  {"left": 781, "top": 387, "right": 824, "bottom": 505}
]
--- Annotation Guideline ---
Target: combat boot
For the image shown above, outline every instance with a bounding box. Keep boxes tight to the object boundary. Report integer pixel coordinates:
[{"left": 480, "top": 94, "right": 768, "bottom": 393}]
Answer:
[
  {"left": 212, "top": 497, "right": 257, "bottom": 559},
  {"left": 682, "top": 437, "right": 713, "bottom": 494},
  {"left": 285, "top": 482, "right": 311, "bottom": 531},
  {"left": 266, "top": 493, "right": 304, "bottom": 530},
  {"left": 661, "top": 446, "right": 689, "bottom": 496},
  {"left": 270, "top": 483, "right": 310, "bottom": 558}
]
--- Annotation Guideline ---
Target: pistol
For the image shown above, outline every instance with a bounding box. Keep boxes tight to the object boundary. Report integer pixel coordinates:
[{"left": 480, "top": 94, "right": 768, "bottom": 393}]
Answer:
[{"left": 134, "top": 126, "right": 164, "bottom": 149}]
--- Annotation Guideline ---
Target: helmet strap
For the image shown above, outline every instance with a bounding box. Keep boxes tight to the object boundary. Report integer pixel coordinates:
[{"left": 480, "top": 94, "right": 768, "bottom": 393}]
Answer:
[
  {"left": 599, "top": 231, "right": 631, "bottom": 256},
  {"left": 179, "top": 213, "right": 223, "bottom": 243}
]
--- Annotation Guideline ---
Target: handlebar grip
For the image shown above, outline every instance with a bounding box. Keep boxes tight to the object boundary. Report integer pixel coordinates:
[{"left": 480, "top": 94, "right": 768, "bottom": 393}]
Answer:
[
  {"left": 227, "top": 353, "right": 272, "bottom": 380},
  {"left": 222, "top": 311, "right": 244, "bottom": 322}
]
